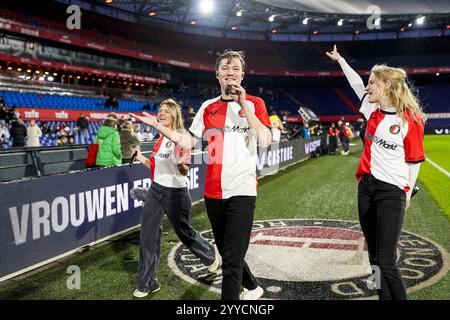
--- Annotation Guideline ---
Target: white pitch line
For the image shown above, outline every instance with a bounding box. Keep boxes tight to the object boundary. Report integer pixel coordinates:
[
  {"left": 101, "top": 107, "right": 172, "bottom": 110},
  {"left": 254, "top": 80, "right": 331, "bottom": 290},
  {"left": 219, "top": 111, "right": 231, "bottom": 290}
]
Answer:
[{"left": 426, "top": 157, "right": 450, "bottom": 178}]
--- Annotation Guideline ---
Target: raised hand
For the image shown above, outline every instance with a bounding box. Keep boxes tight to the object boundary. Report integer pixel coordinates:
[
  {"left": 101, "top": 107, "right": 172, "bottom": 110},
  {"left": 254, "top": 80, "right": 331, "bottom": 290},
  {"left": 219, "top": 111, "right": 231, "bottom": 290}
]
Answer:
[
  {"left": 326, "top": 44, "right": 343, "bottom": 61},
  {"left": 129, "top": 112, "right": 158, "bottom": 127}
]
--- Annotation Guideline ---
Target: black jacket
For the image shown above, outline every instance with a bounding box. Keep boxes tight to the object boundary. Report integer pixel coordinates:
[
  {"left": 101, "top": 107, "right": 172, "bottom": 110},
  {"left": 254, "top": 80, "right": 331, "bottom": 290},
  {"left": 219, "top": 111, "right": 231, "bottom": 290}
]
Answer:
[
  {"left": 76, "top": 116, "right": 89, "bottom": 130},
  {"left": 11, "top": 121, "right": 27, "bottom": 147}
]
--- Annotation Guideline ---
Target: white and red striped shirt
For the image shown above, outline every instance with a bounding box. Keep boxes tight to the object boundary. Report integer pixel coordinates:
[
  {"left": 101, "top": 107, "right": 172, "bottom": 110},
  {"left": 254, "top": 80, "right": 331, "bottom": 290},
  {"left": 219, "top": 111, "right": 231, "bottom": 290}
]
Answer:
[
  {"left": 150, "top": 136, "right": 190, "bottom": 188},
  {"left": 189, "top": 95, "right": 271, "bottom": 199},
  {"left": 357, "top": 95, "right": 425, "bottom": 192}
]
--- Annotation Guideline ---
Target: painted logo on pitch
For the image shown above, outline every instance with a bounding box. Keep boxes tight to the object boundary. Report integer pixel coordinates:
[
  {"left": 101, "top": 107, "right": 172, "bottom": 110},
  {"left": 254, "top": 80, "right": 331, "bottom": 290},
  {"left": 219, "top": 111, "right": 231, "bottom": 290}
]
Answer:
[{"left": 168, "top": 219, "right": 449, "bottom": 299}]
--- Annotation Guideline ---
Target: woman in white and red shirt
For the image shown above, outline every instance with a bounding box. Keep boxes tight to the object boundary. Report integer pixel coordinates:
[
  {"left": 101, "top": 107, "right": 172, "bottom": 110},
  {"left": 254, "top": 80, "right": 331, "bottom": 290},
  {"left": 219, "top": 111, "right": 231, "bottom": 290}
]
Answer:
[
  {"left": 130, "top": 99, "right": 219, "bottom": 298},
  {"left": 327, "top": 45, "right": 425, "bottom": 300}
]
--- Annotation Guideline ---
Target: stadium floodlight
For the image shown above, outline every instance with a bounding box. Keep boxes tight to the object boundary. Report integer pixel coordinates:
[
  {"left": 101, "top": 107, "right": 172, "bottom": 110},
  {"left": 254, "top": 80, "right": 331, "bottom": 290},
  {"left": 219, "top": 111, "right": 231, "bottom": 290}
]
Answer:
[
  {"left": 38, "top": 76, "right": 45, "bottom": 81},
  {"left": 408, "top": 22, "right": 413, "bottom": 27},
  {"left": 199, "top": 0, "right": 214, "bottom": 15},
  {"left": 236, "top": 10, "right": 242, "bottom": 17},
  {"left": 303, "top": 18, "right": 309, "bottom": 25},
  {"left": 337, "top": 19, "right": 343, "bottom": 26},
  {"left": 416, "top": 16, "right": 425, "bottom": 25},
  {"left": 269, "top": 15, "right": 275, "bottom": 22}
]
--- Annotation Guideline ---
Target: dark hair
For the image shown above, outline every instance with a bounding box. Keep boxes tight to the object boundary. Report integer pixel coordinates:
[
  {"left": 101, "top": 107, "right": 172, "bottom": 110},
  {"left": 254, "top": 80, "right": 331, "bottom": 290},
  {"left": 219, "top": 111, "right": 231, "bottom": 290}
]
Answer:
[{"left": 215, "top": 49, "right": 246, "bottom": 71}]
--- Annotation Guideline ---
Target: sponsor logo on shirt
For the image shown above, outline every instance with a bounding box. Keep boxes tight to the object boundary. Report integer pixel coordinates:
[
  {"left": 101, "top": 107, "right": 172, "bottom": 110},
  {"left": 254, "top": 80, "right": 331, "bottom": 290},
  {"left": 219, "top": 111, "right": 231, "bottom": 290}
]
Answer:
[
  {"left": 156, "top": 152, "right": 171, "bottom": 158},
  {"left": 366, "top": 132, "right": 399, "bottom": 151},
  {"left": 207, "top": 125, "right": 250, "bottom": 134}
]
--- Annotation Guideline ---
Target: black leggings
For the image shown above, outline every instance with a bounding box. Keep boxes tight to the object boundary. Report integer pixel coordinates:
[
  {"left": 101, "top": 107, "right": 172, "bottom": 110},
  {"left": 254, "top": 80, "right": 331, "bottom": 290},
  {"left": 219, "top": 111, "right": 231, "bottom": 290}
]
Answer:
[{"left": 358, "top": 174, "right": 407, "bottom": 300}]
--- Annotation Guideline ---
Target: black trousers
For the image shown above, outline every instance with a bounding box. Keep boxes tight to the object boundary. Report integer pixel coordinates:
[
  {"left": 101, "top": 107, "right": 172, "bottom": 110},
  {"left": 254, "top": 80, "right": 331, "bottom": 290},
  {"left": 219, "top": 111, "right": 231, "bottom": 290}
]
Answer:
[
  {"left": 358, "top": 174, "right": 407, "bottom": 300},
  {"left": 204, "top": 196, "right": 259, "bottom": 300},
  {"left": 137, "top": 182, "right": 215, "bottom": 292}
]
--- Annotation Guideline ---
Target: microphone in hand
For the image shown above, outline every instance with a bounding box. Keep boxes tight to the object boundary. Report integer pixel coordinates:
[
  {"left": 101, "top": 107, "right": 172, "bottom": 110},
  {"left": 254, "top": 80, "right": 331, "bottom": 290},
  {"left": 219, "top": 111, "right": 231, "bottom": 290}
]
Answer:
[{"left": 129, "top": 150, "right": 138, "bottom": 167}]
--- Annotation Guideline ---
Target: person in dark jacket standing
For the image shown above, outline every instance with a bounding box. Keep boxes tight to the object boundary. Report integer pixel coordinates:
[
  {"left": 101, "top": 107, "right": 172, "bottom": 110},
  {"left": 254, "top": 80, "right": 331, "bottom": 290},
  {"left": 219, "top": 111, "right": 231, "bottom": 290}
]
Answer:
[
  {"left": 11, "top": 118, "right": 27, "bottom": 147},
  {"left": 328, "top": 123, "right": 339, "bottom": 155},
  {"left": 76, "top": 113, "right": 89, "bottom": 136},
  {"left": 120, "top": 121, "right": 140, "bottom": 164}
]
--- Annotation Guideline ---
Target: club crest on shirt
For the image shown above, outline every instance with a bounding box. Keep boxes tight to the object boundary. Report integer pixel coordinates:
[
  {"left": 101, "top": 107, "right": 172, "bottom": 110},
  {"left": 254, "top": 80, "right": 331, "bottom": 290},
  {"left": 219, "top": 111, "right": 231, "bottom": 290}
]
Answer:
[
  {"left": 389, "top": 125, "right": 401, "bottom": 134},
  {"left": 238, "top": 109, "right": 245, "bottom": 118},
  {"left": 166, "top": 141, "right": 172, "bottom": 148}
]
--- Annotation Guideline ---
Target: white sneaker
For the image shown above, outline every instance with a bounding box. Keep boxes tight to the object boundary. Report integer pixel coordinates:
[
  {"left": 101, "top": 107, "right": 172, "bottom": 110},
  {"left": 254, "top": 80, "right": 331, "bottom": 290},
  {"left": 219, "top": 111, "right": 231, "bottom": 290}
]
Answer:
[
  {"left": 207, "top": 257, "right": 220, "bottom": 273},
  {"left": 133, "top": 286, "right": 160, "bottom": 298},
  {"left": 207, "top": 246, "right": 221, "bottom": 273},
  {"left": 133, "top": 289, "right": 148, "bottom": 298},
  {"left": 240, "top": 286, "right": 264, "bottom": 300}
]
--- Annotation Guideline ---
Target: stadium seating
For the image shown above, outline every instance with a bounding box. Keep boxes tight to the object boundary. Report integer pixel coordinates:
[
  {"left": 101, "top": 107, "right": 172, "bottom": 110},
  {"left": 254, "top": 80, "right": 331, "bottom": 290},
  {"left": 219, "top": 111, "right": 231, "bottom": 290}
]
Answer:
[
  {"left": 1, "top": 120, "right": 157, "bottom": 148},
  {"left": 0, "top": 91, "right": 155, "bottom": 113}
]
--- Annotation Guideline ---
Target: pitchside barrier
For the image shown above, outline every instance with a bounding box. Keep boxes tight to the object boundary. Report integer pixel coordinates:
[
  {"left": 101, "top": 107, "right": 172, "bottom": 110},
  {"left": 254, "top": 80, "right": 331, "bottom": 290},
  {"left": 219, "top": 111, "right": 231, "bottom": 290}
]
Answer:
[{"left": 0, "top": 137, "right": 321, "bottom": 282}]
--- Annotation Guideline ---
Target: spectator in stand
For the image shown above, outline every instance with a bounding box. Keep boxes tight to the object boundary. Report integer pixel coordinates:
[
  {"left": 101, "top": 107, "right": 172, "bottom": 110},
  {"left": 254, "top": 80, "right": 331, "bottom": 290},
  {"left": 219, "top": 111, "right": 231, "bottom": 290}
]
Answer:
[
  {"left": 76, "top": 113, "right": 89, "bottom": 136},
  {"left": 0, "top": 105, "right": 8, "bottom": 122},
  {"left": 26, "top": 120, "right": 43, "bottom": 147},
  {"left": 11, "top": 118, "right": 27, "bottom": 147},
  {"left": 142, "top": 102, "right": 152, "bottom": 111},
  {"left": 7, "top": 106, "right": 20, "bottom": 124},
  {"left": 133, "top": 124, "right": 145, "bottom": 142},
  {"left": 95, "top": 118, "right": 122, "bottom": 167},
  {"left": 142, "top": 126, "right": 154, "bottom": 142},
  {"left": 303, "top": 122, "right": 311, "bottom": 138},
  {"left": 47, "top": 125, "right": 55, "bottom": 135},
  {"left": 120, "top": 121, "right": 140, "bottom": 164},
  {"left": 183, "top": 111, "right": 196, "bottom": 131},
  {"left": 56, "top": 127, "right": 66, "bottom": 138},
  {"left": 328, "top": 123, "right": 339, "bottom": 155},
  {"left": 0, "top": 119, "right": 10, "bottom": 148},
  {"left": 105, "top": 95, "right": 119, "bottom": 109},
  {"left": 58, "top": 136, "right": 68, "bottom": 145},
  {"left": 68, "top": 137, "right": 75, "bottom": 145},
  {"left": 40, "top": 122, "right": 50, "bottom": 135},
  {"left": 58, "top": 122, "right": 68, "bottom": 131}
]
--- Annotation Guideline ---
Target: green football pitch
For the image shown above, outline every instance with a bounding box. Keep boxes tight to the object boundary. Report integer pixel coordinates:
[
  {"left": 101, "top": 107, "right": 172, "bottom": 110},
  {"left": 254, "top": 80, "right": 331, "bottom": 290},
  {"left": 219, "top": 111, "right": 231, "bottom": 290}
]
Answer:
[{"left": 0, "top": 136, "right": 448, "bottom": 300}]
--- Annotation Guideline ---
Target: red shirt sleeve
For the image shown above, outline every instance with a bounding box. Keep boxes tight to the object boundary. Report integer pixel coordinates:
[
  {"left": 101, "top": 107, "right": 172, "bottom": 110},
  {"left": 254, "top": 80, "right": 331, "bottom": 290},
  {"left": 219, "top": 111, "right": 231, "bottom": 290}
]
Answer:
[
  {"left": 253, "top": 97, "right": 271, "bottom": 128},
  {"left": 404, "top": 118, "right": 425, "bottom": 163}
]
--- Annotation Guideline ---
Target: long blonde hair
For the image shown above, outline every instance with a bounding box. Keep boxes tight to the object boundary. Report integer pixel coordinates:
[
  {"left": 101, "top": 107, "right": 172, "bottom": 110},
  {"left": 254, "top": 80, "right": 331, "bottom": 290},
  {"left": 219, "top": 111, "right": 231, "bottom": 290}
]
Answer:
[
  {"left": 159, "top": 99, "right": 185, "bottom": 132},
  {"left": 371, "top": 65, "right": 425, "bottom": 124}
]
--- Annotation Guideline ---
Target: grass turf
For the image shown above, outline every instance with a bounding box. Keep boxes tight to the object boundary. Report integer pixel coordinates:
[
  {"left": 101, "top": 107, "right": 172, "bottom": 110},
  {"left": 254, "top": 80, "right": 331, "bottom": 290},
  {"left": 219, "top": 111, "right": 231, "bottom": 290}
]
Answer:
[
  {"left": 418, "top": 135, "right": 450, "bottom": 220},
  {"left": 0, "top": 138, "right": 448, "bottom": 300}
]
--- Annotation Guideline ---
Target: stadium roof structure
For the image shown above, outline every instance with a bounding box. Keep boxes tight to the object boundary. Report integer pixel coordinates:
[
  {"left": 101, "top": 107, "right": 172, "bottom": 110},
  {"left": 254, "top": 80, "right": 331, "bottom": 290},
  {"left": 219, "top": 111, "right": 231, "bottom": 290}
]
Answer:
[{"left": 81, "top": 0, "right": 450, "bottom": 37}]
